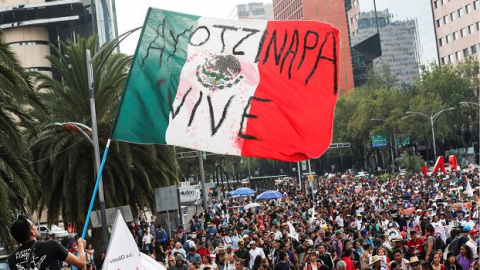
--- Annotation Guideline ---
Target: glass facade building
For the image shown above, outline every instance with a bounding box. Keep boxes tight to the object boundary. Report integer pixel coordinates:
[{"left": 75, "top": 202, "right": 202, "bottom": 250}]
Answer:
[{"left": 347, "top": 0, "right": 438, "bottom": 88}]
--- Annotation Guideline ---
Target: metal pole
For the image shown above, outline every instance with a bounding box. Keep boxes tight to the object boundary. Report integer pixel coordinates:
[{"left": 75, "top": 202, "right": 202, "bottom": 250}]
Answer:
[
  {"left": 86, "top": 49, "right": 109, "bottom": 248},
  {"left": 431, "top": 117, "right": 437, "bottom": 161},
  {"left": 177, "top": 187, "right": 183, "bottom": 227},
  {"left": 297, "top": 162, "right": 302, "bottom": 194},
  {"left": 198, "top": 151, "right": 209, "bottom": 214},
  {"left": 390, "top": 133, "right": 395, "bottom": 169},
  {"left": 307, "top": 160, "right": 314, "bottom": 220},
  {"left": 247, "top": 157, "right": 251, "bottom": 178},
  {"left": 393, "top": 126, "right": 398, "bottom": 157}
]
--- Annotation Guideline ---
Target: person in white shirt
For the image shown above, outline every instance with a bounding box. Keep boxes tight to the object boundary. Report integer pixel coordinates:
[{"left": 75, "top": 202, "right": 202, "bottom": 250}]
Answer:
[
  {"left": 248, "top": 241, "right": 265, "bottom": 269},
  {"left": 272, "top": 226, "right": 282, "bottom": 240},
  {"left": 355, "top": 214, "right": 363, "bottom": 231},
  {"left": 430, "top": 215, "right": 446, "bottom": 242},
  {"left": 466, "top": 229, "right": 478, "bottom": 260},
  {"left": 460, "top": 215, "right": 475, "bottom": 230},
  {"left": 142, "top": 229, "right": 154, "bottom": 254},
  {"left": 335, "top": 213, "right": 344, "bottom": 228}
]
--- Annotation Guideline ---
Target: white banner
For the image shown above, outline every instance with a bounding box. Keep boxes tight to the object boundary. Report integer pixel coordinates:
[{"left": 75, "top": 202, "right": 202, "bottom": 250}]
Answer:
[{"left": 103, "top": 211, "right": 143, "bottom": 270}]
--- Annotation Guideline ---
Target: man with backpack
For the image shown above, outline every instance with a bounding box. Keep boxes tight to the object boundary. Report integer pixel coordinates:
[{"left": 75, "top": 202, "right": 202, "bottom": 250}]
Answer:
[
  {"left": 156, "top": 225, "right": 168, "bottom": 249},
  {"left": 425, "top": 224, "right": 444, "bottom": 262}
]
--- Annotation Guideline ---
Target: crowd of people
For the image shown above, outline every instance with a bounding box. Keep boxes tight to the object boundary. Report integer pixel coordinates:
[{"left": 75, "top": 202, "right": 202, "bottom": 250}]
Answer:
[
  {"left": 7, "top": 169, "right": 480, "bottom": 270},
  {"left": 131, "top": 170, "right": 479, "bottom": 270}
]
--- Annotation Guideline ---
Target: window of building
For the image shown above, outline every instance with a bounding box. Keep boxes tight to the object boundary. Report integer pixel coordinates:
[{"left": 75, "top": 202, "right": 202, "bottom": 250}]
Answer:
[
  {"left": 475, "top": 0, "right": 480, "bottom": 10},
  {"left": 446, "top": 34, "right": 452, "bottom": 43},
  {"left": 466, "top": 4, "right": 472, "bottom": 13},
  {"left": 472, "top": 45, "right": 478, "bottom": 54},
  {"left": 444, "top": 15, "right": 449, "bottom": 24},
  {"left": 439, "top": 37, "right": 444, "bottom": 46},
  {"left": 469, "top": 24, "right": 475, "bottom": 34},
  {"left": 436, "top": 19, "right": 442, "bottom": 27},
  {"left": 453, "top": 31, "right": 459, "bottom": 40},
  {"left": 451, "top": 11, "right": 457, "bottom": 21},
  {"left": 477, "top": 21, "right": 480, "bottom": 31},
  {"left": 463, "top": 48, "right": 469, "bottom": 57},
  {"left": 458, "top": 8, "right": 464, "bottom": 17},
  {"left": 448, "top": 54, "right": 454, "bottom": 63},
  {"left": 461, "top": 28, "right": 467, "bottom": 37},
  {"left": 456, "top": 51, "right": 462, "bottom": 61},
  {"left": 441, "top": 57, "right": 446, "bottom": 65},
  {"left": 442, "top": 0, "right": 447, "bottom": 5}
]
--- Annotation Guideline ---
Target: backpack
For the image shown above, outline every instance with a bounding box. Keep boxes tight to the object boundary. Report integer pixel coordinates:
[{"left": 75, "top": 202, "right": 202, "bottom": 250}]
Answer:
[{"left": 434, "top": 236, "right": 445, "bottom": 251}]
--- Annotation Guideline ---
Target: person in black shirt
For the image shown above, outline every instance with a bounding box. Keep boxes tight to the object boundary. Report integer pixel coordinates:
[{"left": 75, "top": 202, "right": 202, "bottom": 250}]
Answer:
[
  {"left": 235, "top": 241, "right": 250, "bottom": 267},
  {"left": 8, "top": 215, "right": 87, "bottom": 270},
  {"left": 273, "top": 251, "right": 291, "bottom": 270}
]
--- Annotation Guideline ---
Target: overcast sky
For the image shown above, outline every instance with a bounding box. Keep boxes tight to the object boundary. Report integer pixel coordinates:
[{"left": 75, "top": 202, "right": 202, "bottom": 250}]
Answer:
[{"left": 116, "top": 0, "right": 272, "bottom": 55}]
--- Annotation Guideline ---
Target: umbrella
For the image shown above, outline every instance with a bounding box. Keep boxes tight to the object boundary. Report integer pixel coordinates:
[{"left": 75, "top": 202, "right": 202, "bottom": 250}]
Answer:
[
  {"left": 244, "top": 202, "right": 261, "bottom": 209},
  {"left": 230, "top": 187, "right": 255, "bottom": 196},
  {"left": 256, "top": 190, "right": 283, "bottom": 201}
]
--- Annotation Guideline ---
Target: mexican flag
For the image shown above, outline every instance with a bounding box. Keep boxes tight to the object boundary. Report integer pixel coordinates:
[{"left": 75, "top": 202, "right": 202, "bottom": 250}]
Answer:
[{"left": 112, "top": 8, "right": 340, "bottom": 162}]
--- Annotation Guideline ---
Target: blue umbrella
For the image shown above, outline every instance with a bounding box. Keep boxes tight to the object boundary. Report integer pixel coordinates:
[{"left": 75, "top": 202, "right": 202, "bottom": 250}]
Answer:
[
  {"left": 256, "top": 190, "right": 283, "bottom": 201},
  {"left": 230, "top": 187, "right": 255, "bottom": 196}
]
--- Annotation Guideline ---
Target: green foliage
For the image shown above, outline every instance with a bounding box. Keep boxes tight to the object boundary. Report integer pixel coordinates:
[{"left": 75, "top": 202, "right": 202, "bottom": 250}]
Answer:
[
  {"left": 395, "top": 152, "right": 425, "bottom": 173},
  {"left": 0, "top": 33, "right": 42, "bottom": 247},
  {"left": 28, "top": 35, "right": 179, "bottom": 229},
  {"left": 378, "top": 173, "right": 394, "bottom": 180},
  {"left": 331, "top": 58, "right": 479, "bottom": 170}
]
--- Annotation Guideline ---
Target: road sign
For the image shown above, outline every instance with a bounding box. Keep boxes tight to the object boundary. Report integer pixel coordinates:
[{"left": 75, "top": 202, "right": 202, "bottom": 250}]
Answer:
[
  {"left": 372, "top": 135, "right": 387, "bottom": 147},
  {"left": 395, "top": 137, "right": 410, "bottom": 146},
  {"left": 330, "top": 142, "right": 350, "bottom": 148}
]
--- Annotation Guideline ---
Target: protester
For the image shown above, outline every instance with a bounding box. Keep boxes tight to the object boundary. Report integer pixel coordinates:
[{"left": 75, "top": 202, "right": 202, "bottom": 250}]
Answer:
[{"left": 8, "top": 216, "right": 87, "bottom": 270}]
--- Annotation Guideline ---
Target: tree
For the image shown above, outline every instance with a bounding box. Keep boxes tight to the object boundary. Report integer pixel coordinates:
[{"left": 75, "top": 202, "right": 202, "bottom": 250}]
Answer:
[
  {"left": 29, "top": 36, "right": 179, "bottom": 250},
  {"left": 0, "top": 33, "right": 43, "bottom": 247},
  {"left": 403, "top": 62, "right": 475, "bottom": 161},
  {"left": 394, "top": 152, "right": 425, "bottom": 173}
]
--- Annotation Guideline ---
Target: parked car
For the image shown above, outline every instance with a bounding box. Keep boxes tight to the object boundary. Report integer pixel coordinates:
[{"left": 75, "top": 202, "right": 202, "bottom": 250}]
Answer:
[
  {"left": 355, "top": 171, "right": 369, "bottom": 178},
  {"left": 0, "top": 251, "right": 9, "bottom": 270},
  {"left": 39, "top": 224, "right": 70, "bottom": 239}
]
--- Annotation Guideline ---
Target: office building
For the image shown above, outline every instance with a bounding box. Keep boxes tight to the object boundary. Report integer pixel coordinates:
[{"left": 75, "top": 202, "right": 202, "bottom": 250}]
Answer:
[
  {"left": 0, "top": 0, "right": 118, "bottom": 77},
  {"left": 273, "top": 0, "right": 355, "bottom": 93},
  {"left": 229, "top": 2, "right": 274, "bottom": 20},
  {"left": 348, "top": 8, "right": 421, "bottom": 88},
  {"left": 432, "top": 0, "right": 480, "bottom": 65},
  {"left": 347, "top": 0, "right": 439, "bottom": 88}
]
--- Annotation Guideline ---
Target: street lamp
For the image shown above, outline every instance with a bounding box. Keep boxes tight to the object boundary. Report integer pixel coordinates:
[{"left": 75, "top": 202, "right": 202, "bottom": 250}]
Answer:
[
  {"left": 405, "top": 107, "right": 456, "bottom": 161},
  {"left": 459, "top": 101, "right": 480, "bottom": 164},
  {"left": 46, "top": 122, "right": 94, "bottom": 145},
  {"left": 370, "top": 118, "right": 396, "bottom": 168},
  {"left": 84, "top": 26, "right": 142, "bottom": 248}
]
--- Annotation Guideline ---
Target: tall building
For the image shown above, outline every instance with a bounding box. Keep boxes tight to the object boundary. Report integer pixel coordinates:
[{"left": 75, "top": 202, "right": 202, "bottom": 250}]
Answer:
[
  {"left": 0, "top": 0, "right": 118, "bottom": 77},
  {"left": 347, "top": 0, "right": 438, "bottom": 88},
  {"left": 273, "top": 0, "right": 355, "bottom": 93},
  {"left": 432, "top": 0, "right": 480, "bottom": 65},
  {"left": 0, "top": 0, "right": 95, "bottom": 77},
  {"left": 229, "top": 2, "right": 274, "bottom": 20},
  {"left": 348, "top": 9, "right": 421, "bottom": 88}
]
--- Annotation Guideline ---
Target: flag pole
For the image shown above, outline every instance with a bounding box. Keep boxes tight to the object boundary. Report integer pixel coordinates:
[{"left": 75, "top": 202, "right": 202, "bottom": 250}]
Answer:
[{"left": 82, "top": 139, "right": 112, "bottom": 239}]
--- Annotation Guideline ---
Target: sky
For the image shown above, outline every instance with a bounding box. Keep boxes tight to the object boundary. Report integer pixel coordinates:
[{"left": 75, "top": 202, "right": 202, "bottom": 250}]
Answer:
[{"left": 116, "top": 0, "right": 272, "bottom": 55}]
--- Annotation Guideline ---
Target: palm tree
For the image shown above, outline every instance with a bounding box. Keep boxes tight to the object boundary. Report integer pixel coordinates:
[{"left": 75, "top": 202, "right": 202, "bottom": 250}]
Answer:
[
  {"left": 0, "top": 32, "right": 43, "bottom": 247},
  {"left": 29, "top": 35, "right": 179, "bottom": 249}
]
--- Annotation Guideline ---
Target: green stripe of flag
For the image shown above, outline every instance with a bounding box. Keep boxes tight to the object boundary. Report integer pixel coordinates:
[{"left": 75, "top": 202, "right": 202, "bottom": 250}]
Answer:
[{"left": 112, "top": 8, "right": 199, "bottom": 143}]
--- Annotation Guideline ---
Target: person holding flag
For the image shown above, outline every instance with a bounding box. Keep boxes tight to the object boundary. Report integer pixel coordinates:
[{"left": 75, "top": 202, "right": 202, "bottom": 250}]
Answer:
[{"left": 8, "top": 215, "right": 87, "bottom": 270}]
